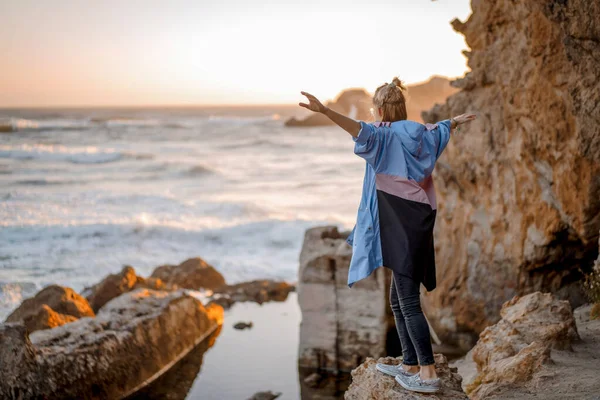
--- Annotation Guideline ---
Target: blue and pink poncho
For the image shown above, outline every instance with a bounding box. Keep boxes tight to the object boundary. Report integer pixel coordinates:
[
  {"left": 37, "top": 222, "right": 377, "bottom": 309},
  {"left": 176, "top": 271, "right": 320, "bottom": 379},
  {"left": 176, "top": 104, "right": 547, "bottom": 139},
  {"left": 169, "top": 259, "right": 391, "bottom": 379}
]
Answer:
[{"left": 346, "top": 119, "right": 452, "bottom": 290}]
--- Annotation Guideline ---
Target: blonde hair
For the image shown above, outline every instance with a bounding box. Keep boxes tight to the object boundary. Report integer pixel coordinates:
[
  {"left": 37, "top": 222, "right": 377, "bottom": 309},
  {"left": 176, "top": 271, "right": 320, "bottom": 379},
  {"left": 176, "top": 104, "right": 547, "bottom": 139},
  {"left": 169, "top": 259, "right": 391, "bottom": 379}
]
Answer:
[{"left": 373, "top": 77, "right": 408, "bottom": 122}]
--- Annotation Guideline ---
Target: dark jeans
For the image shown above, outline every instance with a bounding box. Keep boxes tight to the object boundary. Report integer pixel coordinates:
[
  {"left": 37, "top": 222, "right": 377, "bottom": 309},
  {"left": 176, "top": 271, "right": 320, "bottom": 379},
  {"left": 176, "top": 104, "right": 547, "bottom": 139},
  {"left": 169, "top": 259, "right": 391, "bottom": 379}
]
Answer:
[{"left": 389, "top": 272, "right": 435, "bottom": 366}]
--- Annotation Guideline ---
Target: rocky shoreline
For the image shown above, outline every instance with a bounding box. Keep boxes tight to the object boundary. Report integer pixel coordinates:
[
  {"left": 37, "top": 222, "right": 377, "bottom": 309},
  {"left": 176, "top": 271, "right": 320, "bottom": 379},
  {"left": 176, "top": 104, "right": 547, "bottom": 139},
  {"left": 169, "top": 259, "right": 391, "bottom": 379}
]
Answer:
[{"left": 0, "top": 257, "right": 295, "bottom": 399}]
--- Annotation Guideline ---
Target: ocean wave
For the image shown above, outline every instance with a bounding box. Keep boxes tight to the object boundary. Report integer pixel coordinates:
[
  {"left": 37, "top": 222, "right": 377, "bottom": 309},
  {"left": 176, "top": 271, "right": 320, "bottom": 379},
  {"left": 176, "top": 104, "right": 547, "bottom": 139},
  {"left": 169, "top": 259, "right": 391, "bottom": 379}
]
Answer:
[
  {"left": 90, "top": 117, "right": 188, "bottom": 129},
  {"left": 14, "top": 178, "right": 86, "bottom": 186},
  {"left": 207, "top": 114, "right": 279, "bottom": 121},
  {"left": 0, "top": 116, "right": 189, "bottom": 133},
  {"left": 0, "top": 118, "right": 90, "bottom": 133},
  {"left": 0, "top": 144, "right": 124, "bottom": 164},
  {"left": 206, "top": 114, "right": 282, "bottom": 125},
  {"left": 0, "top": 281, "right": 38, "bottom": 319},
  {"left": 217, "top": 138, "right": 293, "bottom": 150}
]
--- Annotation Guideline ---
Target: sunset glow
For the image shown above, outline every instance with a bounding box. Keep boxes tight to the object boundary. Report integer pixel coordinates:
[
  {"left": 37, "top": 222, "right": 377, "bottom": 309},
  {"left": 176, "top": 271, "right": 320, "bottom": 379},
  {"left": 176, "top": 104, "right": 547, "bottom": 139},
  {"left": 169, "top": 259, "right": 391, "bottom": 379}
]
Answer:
[{"left": 0, "top": 0, "right": 472, "bottom": 107}]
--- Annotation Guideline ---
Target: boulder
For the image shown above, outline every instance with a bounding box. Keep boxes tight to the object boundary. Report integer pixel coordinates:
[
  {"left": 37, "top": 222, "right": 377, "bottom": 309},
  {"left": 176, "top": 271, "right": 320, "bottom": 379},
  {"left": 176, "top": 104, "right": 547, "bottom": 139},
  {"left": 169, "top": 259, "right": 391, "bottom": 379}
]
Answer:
[
  {"left": 0, "top": 289, "right": 224, "bottom": 399},
  {"left": 233, "top": 321, "right": 253, "bottom": 330},
  {"left": 19, "top": 305, "right": 78, "bottom": 333},
  {"left": 420, "top": 0, "right": 600, "bottom": 346},
  {"left": 84, "top": 265, "right": 169, "bottom": 312},
  {"left": 6, "top": 285, "right": 94, "bottom": 330},
  {"left": 151, "top": 257, "right": 225, "bottom": 290},
  {"left": 247, "top": 391, "right": 282, "bottom": 400},
  {"left": 297, "top": 226, "right": 392, "bottom": 372},
  {"left": 467, "top": 292, "right": 579, "bottom": 399},
  {"left": 498, "top": 291, "right": 579, "bottom": 350},
  {"left": 215, "top": 280, "right": 295, "bottom": 305},
  {"left": 344, "top": 354, "right": 468, "bottom": 399}
]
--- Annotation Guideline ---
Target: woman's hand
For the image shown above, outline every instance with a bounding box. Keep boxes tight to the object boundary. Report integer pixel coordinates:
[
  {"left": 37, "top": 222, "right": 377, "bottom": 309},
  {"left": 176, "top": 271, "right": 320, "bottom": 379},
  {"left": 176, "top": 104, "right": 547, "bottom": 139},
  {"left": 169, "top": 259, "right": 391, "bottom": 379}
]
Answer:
[
  {"left": 299, "top": 91, "right": 329, "bottom": 114},
  {"left": 451, "top": 113, "right": 477, "bottom": 129}
]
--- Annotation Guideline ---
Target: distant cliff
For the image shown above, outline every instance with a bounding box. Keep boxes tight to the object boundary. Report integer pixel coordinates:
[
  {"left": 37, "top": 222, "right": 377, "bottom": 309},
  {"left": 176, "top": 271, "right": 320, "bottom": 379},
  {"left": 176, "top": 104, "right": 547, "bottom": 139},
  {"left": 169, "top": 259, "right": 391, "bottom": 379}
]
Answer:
[
  {"left": 421, "top": 0, "right": 600, "bottom": 347},
  {"left": 285, "top": 76, "right": 458, "bottom": 127}
]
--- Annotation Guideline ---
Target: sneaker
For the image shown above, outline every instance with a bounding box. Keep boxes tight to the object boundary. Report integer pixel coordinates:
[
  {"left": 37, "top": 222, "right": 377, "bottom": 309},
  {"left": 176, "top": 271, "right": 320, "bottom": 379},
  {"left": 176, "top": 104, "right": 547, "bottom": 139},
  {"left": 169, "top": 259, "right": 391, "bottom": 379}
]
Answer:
[
  {"left": 375, "top": 363, "right": 417, "bottom": 378},
  {"left": 395, "top": 373, "right": 441, "bottom": 394}
]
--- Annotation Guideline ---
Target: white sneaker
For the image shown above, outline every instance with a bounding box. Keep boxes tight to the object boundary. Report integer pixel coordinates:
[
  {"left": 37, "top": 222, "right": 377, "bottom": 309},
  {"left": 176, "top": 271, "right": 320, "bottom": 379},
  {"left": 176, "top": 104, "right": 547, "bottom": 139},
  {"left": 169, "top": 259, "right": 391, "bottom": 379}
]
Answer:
[
  {"left": 395, "top": 373, "right": 441, "bottom": 393},
  {"left": 375, "top": 363, "right": 417, "bottom": 378}
]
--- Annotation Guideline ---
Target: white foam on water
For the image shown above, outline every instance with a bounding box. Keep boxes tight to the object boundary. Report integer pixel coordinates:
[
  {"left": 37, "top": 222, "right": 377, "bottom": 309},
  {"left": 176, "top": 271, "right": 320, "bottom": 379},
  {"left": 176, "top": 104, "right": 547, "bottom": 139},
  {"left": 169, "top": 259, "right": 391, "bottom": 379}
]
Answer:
[
  {"left": 0, "top": 144, "right": 124, "bottom": 164},
  {"left": 0, "top": 106, "right": 363, "bottom": 321}
]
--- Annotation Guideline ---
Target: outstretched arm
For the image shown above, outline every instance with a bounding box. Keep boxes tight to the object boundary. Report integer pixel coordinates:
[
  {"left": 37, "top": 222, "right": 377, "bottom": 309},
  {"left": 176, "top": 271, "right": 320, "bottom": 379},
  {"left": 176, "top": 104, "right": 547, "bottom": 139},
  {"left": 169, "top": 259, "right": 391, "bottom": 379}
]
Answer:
[
  {"left": 299, "top": 91, "right": 361, "bottom": 137},
  {"left": 450, "top": 113, "right": 477, "bottom": 130}
]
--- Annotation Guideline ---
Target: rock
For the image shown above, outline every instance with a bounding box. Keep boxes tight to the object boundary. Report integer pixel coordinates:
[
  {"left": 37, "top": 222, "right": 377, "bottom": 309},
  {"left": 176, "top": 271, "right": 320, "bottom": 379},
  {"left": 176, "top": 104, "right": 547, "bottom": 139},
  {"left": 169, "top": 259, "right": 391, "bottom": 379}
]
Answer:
[
  {"left": 6, "top": 285, "right": 94, "bottom": 330},
  {"left": 84, "top": 265, "right": 169, "bottom": 313},
  {"left": 344, "top": 354, "right": 468, "bottom": 399},
  {"left": 467, "top": 292, "right": 579, "bottom": 399},
  {"left": 420, "top": 0, "right": 600, "bottom": 346},
  {"left": 0, "top": 289, "right": 224, "bottom": 399},
  {"left": 233, "top": 321, "right": 253, "bottom": 330},
  {"left": 499, "top": 291, "right": 579, "bottom": 350},
  {"left": 135, "top": 276, "right": 168, "bottom": 291},
  {"left": 450, "top": 349, "right": 477, "bottom": 392},
  {"left": 247, "top": 391, "right": 282, "bottom": 400},
  {"left": 123, "top": 327, "right": 222, "bottom": 400},
  {"left": 591, "top": 303, "right": 600, "bottom": 320},
  {"left": 151, "top": 257, "right": 226, "bottom": 290},
  {"left": 215, "top": 280, "right": 295, "bottom": 305},
  {"left": 207, "top": 293, "right": 235, "bottom": 309},
  {"left": 19, "top": 305, "right": 78, "bottom": 333},
  {"left": 0, "top": 324, "right": 38, "bottom": 392},
  {"left": 297, "top": 226, "right": 392, "bottom": 372}
]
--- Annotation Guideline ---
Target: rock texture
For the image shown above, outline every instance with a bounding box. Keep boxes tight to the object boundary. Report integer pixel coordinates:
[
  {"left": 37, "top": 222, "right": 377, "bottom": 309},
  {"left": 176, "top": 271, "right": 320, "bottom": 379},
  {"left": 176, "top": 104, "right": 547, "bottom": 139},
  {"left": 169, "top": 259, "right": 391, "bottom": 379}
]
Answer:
[
  {"left": 18, "top": 305, "right": 78, "bottom": 333},
  {"left": 212, "top": 279, "right": 295, "bottom": 308},
  {"left": 0, "top": 289, "right": 223, "bottom": 399},
  {"left": 421, "top": 0, "right": 600, "bottom": 346},
  {"left": 151, "top": 257, "right": 226, "bottom": 291},
  {"left": 344, "top": 354, "right": 468, "bottom": 400},
  {"left": 6, "top": 285, "right": 94, "bottom": 332},
  {"left": 286, "top": 76, "right": 457, "bottom": 127},
  {"left": 84, "top": 265, "right": 167, "bottom": 312},
  {"left": 297, "top": 226, "right": 391, "bottom": 372},
  {"left": 466, "top": 292, "right": 579, "bottom": 399}
]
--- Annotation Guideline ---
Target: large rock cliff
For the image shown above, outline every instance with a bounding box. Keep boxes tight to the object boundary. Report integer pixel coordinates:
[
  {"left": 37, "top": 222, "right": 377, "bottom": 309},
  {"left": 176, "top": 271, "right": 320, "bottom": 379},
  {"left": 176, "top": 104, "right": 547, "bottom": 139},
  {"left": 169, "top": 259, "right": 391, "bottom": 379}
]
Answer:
[
  {"left": 297, "top": 226, "right": 392, "bottom": 372},
  {"left": 422, "top": 0, "right": 600, "bottom": 347}
]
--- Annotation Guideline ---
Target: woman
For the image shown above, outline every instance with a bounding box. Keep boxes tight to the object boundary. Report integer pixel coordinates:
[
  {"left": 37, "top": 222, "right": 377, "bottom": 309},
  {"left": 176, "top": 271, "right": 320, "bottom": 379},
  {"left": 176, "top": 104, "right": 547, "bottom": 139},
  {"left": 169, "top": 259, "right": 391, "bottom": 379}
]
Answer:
[{"left": 299, "top": 78, "right": 476, "bottom": 394}]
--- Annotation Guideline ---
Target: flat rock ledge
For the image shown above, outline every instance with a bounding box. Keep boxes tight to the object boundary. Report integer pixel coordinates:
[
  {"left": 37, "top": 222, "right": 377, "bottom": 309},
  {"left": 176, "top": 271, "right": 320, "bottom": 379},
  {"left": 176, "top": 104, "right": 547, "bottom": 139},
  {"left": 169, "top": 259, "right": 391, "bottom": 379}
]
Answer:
[
  {"left": 344, "top": 354, "right": 468, "bottom": 400},
  {"left": 0, "top": 288, "right": 223, "bottom": 400}
]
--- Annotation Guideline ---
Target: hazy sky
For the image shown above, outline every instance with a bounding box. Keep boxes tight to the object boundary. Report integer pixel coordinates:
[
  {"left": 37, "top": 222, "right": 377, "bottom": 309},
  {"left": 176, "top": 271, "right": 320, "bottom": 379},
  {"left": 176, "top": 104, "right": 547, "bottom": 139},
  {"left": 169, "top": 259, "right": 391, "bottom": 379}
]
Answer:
[{"left": 0, "top": 0, "right": 472, "bottom": 107}]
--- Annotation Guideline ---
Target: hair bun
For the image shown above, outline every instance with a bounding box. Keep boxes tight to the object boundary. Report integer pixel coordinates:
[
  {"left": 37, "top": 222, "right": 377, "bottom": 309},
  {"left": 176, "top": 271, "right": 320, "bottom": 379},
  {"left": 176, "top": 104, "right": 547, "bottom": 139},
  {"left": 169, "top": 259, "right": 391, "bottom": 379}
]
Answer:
[{"left": 391, "top": 77, "right": 407, "bottom": 91}]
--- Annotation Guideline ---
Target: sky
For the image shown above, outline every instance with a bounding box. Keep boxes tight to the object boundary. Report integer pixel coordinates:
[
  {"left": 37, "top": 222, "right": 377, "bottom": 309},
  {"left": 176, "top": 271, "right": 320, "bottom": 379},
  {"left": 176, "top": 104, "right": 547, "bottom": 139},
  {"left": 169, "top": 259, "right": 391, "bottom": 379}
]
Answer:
[{"left": 0, "top": 0, "right": 472, "bottom": 107}]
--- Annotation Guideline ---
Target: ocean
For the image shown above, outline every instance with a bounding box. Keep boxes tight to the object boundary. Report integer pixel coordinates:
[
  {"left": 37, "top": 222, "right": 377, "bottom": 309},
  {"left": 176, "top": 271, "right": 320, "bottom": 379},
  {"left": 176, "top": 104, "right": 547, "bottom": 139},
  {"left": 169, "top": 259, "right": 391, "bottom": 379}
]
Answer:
[{"left": 0, "top": 106, "right": 366, "bottom": 320}]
